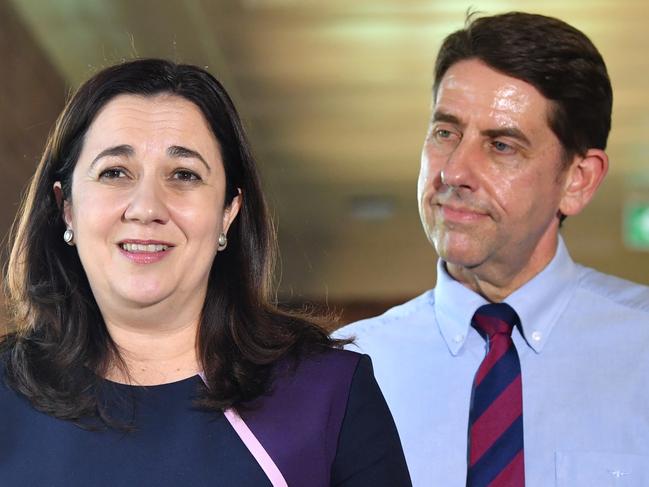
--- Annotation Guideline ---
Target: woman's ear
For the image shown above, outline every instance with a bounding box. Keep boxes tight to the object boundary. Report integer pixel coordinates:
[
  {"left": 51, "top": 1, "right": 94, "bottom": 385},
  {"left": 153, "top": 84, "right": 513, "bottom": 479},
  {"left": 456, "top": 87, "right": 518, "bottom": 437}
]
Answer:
[
  {"left": 53, "top": 181, "right": 73, "bottom": 227},
  {"left": 222, "top": 189, "right": 242, "bottom": 235}
]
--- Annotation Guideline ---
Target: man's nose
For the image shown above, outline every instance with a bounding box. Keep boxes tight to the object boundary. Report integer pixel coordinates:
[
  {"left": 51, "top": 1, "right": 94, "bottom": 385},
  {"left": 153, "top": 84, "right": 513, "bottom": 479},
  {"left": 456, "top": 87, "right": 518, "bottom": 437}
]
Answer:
[
  {"left": 440, "top": 136, "right": 480, "bottom": 191},
  {"left": 123, "top": 178, "right": 170, "bottom": 225}
]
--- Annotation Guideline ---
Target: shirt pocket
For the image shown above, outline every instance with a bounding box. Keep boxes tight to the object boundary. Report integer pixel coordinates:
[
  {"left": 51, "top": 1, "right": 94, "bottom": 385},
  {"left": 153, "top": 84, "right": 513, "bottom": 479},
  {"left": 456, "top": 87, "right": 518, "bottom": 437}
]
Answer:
[{"left": 556, "top": 450, "right": 649, "bottom": 487}]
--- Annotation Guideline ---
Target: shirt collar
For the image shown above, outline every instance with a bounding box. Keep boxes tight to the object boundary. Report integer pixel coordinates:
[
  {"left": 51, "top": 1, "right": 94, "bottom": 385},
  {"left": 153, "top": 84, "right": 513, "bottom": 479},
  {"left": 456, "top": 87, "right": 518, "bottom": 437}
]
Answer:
[{"left": 434, "top": 236, "right": 580, "bottom": 356}]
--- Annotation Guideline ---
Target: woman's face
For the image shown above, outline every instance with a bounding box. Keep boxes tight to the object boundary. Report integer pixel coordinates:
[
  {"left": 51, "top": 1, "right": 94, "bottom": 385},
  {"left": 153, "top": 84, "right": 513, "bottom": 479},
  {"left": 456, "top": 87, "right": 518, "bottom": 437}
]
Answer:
[{"left": 59, "top": 93, "right": 240, "bottom": 321}]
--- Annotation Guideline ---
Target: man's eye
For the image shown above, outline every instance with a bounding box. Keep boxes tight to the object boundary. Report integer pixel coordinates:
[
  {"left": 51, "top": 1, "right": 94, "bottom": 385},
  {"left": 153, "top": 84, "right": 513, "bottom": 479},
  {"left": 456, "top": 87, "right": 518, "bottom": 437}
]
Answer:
[
  {"left": 99, "top": 168, "right": 126, "bottom": 179},
  {"left": 431, "top": 127, "right": 462, "bottom": 144},
  {"left": 492, "top": 141, "right": 514, "bottom": 153},
  {"left": 172, "top": 170, "right": 201, "bottom": 181}
]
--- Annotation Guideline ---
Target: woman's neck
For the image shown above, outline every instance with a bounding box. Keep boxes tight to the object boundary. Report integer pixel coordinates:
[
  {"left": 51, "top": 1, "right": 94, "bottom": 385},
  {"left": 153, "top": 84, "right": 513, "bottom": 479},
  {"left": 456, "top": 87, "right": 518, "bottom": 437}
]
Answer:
[{"left": 103, "top": 317, "right": 201, "bottom": 386}]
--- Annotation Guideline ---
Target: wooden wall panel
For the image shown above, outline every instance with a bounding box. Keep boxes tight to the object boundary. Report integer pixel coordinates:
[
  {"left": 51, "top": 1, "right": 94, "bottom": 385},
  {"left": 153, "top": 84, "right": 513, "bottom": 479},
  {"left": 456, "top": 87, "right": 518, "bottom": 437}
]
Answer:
[{"left": 0, "top": 0, "right": 66, "bottom": 324}]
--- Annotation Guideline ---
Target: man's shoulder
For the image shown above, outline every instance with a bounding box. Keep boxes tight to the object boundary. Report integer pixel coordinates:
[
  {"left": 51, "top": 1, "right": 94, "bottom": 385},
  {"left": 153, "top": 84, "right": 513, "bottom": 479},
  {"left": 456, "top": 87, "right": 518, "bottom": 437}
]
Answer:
[
  {"left": 576, "top": 264, "right": 649, "bottom": 314},
  {"left": 334, "top": 289, "right": 435, "bottom": 343}
]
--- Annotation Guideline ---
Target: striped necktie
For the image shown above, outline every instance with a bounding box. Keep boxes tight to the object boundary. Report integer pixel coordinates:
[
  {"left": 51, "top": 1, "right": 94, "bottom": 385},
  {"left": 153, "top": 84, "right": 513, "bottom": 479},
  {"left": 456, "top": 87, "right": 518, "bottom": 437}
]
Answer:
[{"left": 467, "top": 303, "right": 525, "bottom": 487}]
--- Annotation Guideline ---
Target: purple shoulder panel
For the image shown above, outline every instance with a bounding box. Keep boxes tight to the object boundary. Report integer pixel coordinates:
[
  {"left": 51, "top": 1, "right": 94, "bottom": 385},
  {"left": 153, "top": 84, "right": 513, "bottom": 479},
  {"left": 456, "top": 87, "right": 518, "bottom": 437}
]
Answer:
[{"left": 239, "top": 348, "right": 361, "bottom": 487}]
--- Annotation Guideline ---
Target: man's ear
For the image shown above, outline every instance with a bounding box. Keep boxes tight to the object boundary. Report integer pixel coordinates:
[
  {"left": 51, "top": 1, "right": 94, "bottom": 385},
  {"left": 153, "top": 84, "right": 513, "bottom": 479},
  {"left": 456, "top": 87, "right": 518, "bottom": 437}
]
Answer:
[
  {"left": 53, "top": 181, "right": 72, "bottom": 228},
  {"left": 222, "top": 189, "right": 242, "bottom": 235},
  {"left": 558, "top": 149, "right": 609, "bottom": 217}
]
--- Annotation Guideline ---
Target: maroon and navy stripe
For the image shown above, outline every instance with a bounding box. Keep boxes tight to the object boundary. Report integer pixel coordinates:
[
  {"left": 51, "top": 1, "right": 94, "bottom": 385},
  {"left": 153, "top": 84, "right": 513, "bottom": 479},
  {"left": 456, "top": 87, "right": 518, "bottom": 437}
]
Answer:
[{"left": 467, "top": 306, "right": 525, "bottom": 487}]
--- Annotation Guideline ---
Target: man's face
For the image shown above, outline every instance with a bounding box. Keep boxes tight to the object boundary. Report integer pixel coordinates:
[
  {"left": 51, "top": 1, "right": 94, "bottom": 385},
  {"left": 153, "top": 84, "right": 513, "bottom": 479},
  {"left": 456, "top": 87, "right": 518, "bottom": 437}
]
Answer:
[{"left": 418, "top": 59, "right": 570, "bottom": 283}]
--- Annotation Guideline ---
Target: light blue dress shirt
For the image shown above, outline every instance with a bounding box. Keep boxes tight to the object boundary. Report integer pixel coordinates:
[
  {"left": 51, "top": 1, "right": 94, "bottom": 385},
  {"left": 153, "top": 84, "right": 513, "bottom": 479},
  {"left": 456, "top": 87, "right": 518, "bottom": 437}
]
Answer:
[{"left": 335, "top": 237, "right": 649, "bottom": 487}]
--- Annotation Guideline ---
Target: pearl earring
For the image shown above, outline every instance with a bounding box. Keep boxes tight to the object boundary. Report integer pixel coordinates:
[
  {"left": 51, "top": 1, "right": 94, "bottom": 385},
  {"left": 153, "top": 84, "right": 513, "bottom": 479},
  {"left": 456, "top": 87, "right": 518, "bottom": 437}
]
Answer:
[
  {"left": 63, "top": 228, "right": 75, "bottom": 246},
  {"left": 217, "top": 233, "right": 227, "bottom": 251}
]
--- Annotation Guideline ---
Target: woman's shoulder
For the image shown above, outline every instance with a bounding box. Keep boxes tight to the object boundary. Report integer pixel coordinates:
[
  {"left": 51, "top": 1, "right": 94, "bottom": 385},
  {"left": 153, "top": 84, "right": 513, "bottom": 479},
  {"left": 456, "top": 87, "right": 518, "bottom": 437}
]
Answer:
[
  {"left": 0, "top": 339, "right": 13, "bottom": 388},
  {"left": 257, "top": 346, "right": 364, "bottom": 411},
  {"left": 282, "top": 347, "right": 363, "bottom": 382},
  {"left": 0, "top": 341, "right": 35, "bottom": 420},
  {"left": 0, "top": 334, "right": 24, "bottom": 395},
  {"left": 237, "top": 347, "right": 367, "bottom": 486}
]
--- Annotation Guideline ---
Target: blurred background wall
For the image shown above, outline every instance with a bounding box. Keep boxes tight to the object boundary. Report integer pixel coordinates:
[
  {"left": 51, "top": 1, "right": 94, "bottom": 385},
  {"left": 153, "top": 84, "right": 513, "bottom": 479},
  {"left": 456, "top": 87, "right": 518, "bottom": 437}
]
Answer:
[{"left": 1, "top": 0, "right": 648, "bottom": 327}]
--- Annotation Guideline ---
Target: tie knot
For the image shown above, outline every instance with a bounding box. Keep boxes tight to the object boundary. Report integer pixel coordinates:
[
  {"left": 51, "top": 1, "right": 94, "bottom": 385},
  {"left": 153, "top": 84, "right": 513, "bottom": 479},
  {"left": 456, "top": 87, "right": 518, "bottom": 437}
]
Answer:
[{"left": 471, "top": 302, "right": 519, "bottom": 338}]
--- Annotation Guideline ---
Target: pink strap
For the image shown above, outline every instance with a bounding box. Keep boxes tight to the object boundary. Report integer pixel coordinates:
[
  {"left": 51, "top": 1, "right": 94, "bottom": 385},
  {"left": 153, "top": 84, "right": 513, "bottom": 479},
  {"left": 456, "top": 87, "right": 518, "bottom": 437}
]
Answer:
[
  {"left": 223, "top": 408, "right": 289, "bottom": 487},
  {"left": 198, "top": 373, "right": 288, "bottom": 487}
]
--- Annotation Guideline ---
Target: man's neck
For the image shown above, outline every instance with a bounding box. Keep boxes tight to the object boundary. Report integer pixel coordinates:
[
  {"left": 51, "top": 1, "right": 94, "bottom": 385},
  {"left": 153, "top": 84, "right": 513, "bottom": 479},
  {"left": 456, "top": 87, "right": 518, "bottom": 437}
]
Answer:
[{"left": 446, "top": 237, "right": 559, "bottom": 303}]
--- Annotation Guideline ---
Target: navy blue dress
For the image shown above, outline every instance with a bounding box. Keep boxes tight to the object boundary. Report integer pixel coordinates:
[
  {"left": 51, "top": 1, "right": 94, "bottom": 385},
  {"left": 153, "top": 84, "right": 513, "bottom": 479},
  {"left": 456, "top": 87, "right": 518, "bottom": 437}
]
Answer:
[{"left": 0, "top": 353, "right": 411, "bottom": 486}]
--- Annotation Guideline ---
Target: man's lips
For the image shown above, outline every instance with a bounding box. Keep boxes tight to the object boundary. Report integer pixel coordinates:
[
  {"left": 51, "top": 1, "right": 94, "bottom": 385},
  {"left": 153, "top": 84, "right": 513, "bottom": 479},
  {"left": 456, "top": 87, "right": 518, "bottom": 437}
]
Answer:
[{"left": 437, "top": 203, "right": 488, "bottom": 222}]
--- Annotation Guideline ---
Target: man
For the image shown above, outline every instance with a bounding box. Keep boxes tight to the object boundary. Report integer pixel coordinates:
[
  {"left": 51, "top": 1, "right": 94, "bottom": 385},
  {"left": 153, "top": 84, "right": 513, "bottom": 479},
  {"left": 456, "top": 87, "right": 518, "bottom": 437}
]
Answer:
[{"left": 335, "top": 11, "right": 649, "bottom": 487}]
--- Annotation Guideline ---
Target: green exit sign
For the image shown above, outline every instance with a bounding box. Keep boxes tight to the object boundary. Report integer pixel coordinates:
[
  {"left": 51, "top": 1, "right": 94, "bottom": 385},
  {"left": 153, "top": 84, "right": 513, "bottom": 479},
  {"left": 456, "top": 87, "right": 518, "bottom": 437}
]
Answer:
[{"left": 624, "top": 203, "right": 649, "bottom": 250}]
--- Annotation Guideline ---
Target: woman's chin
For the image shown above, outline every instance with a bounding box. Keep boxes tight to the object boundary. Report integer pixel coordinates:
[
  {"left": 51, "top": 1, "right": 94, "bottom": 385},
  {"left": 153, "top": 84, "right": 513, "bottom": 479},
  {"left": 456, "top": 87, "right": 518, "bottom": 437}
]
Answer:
[{"left": 103, "top": 283, "right": 173, "bottom": 310}]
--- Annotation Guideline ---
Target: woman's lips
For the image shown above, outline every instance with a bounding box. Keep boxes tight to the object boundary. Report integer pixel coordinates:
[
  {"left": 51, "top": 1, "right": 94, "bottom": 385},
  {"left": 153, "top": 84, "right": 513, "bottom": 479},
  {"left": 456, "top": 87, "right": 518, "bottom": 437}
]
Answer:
[
  {"left": 120, "top": 242, "right": 169, "bottom": 252},
  {"left": 117, "top": 240, "right": 174, "bottom": 264}
]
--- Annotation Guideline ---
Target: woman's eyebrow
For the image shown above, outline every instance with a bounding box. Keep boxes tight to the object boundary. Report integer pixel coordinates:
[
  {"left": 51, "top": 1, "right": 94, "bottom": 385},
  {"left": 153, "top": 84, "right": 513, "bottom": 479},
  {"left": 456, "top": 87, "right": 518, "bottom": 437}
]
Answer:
[
  {"left": 167, "top": 145, "right": 211, "bottom": 173},
  {"left": 88, "top": 144, "right": 211, "bottom": 173},
  {"left": 89, "top": 145, "right": 134, "bottom": 169}
]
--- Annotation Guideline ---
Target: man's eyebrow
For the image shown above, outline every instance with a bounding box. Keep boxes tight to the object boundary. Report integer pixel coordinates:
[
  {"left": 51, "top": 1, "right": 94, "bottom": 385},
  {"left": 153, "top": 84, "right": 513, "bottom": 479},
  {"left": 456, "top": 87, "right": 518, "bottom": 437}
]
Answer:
[
  {"left": 90, "top": 145, "right": 134, "bottom": 169},
  {"left": 168, "top": 145, "right": 211, "bottom": 173},
  {"left": 431, "top": 112, "right": 532, "bottom": 146},
  {"left": 482, "top": 127, "right": 531, "bottom": 146},
  {"left": 431, "top": 111, "right": 463, "bottom": 126}
]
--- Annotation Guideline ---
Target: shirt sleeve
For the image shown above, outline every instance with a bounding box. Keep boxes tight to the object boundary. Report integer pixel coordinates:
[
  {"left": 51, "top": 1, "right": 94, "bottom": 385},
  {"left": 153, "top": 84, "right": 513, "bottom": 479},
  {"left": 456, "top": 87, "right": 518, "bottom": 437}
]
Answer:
[{"left": 330, "top": 354, "right": 412, "bottom": 487}]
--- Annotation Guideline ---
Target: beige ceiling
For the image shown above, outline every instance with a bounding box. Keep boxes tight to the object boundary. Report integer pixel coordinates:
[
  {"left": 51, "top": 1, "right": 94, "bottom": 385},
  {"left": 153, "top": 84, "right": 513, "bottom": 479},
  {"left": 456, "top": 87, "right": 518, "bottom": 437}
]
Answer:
[{"left": 8, "top": 0, "right": 649, "bottom": 301}]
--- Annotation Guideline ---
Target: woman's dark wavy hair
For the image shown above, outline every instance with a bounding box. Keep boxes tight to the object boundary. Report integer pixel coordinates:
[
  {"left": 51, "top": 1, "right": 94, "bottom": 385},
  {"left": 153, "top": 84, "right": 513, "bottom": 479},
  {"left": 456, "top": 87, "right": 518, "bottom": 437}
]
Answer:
[
  {"left": 2, "top": 58, "right": 341, "bottom": 425},
  {"left": 434, "top": 11, "right": 613, "bottom": 162}
]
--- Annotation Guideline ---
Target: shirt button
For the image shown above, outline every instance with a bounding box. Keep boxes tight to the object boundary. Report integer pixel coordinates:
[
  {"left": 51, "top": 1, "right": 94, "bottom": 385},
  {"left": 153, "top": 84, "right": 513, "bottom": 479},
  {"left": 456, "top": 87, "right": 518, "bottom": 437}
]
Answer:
[
  {"left": 454, "top": 334, "right": 464, "bottom": 343},
  {"left": 531, "top": 331, "right": 542, "bottom": 342}
]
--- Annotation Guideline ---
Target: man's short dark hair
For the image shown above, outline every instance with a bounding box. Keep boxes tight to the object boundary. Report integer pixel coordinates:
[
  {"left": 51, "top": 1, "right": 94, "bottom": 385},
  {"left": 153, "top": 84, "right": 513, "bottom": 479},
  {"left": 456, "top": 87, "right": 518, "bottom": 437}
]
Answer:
[{"left": 433, "top": 11, "right": 612, "bottom": 161}]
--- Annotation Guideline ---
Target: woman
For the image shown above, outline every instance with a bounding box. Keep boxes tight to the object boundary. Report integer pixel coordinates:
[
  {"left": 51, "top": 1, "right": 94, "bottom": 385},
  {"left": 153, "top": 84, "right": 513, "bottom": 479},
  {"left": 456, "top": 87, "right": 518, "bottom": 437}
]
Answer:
[{"left": 0, "top": 59, "right": 411, "bottom": 486}]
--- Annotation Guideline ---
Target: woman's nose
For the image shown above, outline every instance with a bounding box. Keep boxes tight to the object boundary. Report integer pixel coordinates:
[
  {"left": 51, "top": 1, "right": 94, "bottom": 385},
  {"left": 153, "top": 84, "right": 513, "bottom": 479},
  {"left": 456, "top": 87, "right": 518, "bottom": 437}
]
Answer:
[{"left": 122, "top": 179, "right": 170, "bottom": 225}]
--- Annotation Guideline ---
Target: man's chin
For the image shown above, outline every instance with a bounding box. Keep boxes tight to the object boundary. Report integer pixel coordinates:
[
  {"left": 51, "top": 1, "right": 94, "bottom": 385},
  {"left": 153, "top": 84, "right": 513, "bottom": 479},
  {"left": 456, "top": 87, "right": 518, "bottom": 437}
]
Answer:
[
  {"left": 433, "top": 236, "right": 488, "bottom": 269},
  {"left": 441, "top": 256, "right": 485, "bottom": 272}
]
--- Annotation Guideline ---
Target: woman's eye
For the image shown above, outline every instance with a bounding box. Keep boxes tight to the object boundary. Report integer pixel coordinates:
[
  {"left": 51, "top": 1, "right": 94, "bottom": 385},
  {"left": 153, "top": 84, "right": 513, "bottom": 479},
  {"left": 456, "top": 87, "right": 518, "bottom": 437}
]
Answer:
[
  {"left": 99, "top": 168, "right": 126, "bottom": 179},
  {"left": 172, "top": 170, "right": 201, "bottom": 182}
]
